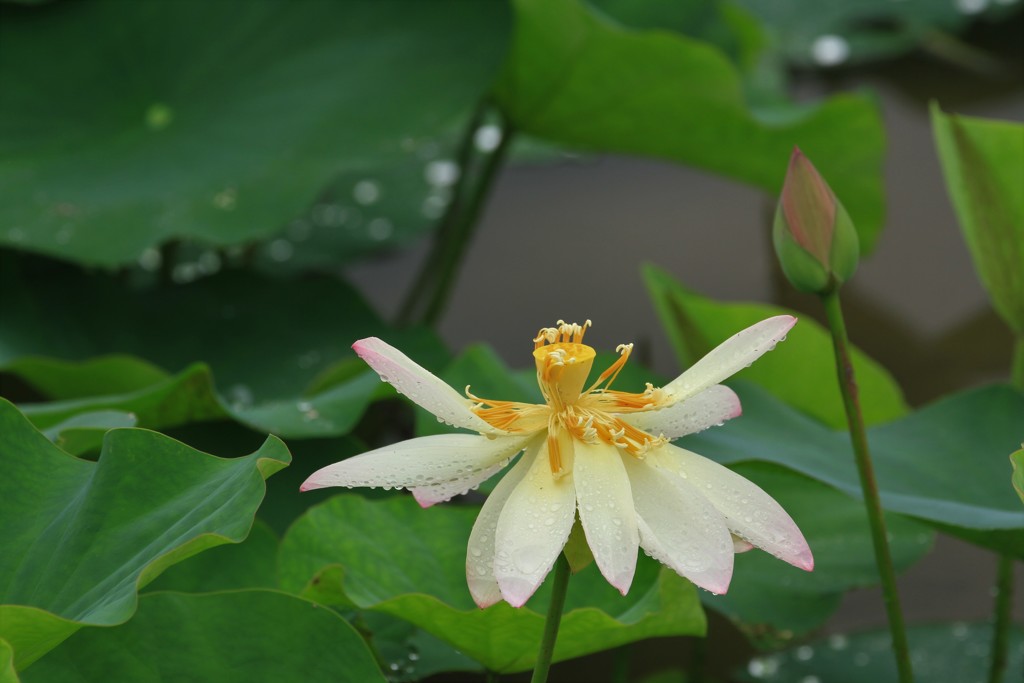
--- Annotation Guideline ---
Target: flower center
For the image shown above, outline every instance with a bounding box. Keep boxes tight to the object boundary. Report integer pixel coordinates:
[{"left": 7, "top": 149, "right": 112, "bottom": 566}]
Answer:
[{"left": 469, "top": 320, "right": 668, "bottom": 476}]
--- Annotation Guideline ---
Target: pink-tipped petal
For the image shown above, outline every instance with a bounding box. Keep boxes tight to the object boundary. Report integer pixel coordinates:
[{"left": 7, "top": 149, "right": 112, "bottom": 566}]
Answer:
[
  {"left": 619, "top": 385, "right": 741, "bottom": 439},
  {"left": 353, "top": 337, "right": 506, "bottom": 435},
  {"left": 664, "top": 444, "right": 814, "bottom": 572},
  {"left": 300, "top": 433, "right": 529, "bottom": 494},
  {"left": 623, "top": 457, "right": 734, "bottom": 595},
  {"left": 732, "top": 535, "right": 755, "bottom": 553},
  {"left": 573, "top": 441, "right": 639, "bottom": 595},
  {"left": 466, "top": 445, "right": 539, "bottom": 608},
  {"left": 494, "top": 439, "right": 576, "bottom": 607},
  {"left": 662, "top": 316, "right": 797, "bottom": 404},
  {"left": 412, "top": 459, "right": 509, "bottom": 508}
]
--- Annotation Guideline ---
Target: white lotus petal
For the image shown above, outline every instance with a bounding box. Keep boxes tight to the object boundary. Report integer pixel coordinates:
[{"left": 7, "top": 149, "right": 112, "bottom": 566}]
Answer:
[
  {"left": 466, "top": 445, "right": 539, "bottom": 608},
  {"left": 661, "top": 444, "right": 813, "bottom": 571},
  {"left": 494, "top": 439, "right": 577, "bottom": 607},
  {"left": 732, "top": 535, "right": 754, "bottom": 553},
  {"left": 353, "top": 337, "right": 507, "bottom": 435},
  {"left": 623, "top": 457, "right": 734, "bottom": 594},
  {"left": 619, "top": 385, "right": 741, "bottom": 439},
  {"left": 573, "top": 441, "right": 639, "bottom": 595},
  {"left": 412, "top": 461, "right": 508, "bottom": 508},
  {"left": 662, "top": 316, "right": 796, "bottom": 404},
  {"left": 300, "top": 433, "right": 529, "bottom": 492}
]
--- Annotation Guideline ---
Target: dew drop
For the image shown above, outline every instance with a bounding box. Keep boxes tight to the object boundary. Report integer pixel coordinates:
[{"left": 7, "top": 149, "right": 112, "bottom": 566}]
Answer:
[
  {"left": 267, "top": 238, "right": 294, "bottom": 262},
  {"left": 811, "top": 34, "right": 850, "bottom": 66},
  {"left": 424, "top": 159, "right": 460, "bottom": 187},
  {"left": 353, "top": 180, "right": 381, "bottom": 205},
  {"left": 213, "top": 187, "right": 237, "bottom": 210},
  {"left": 138, "top": 247, "right": 162, "bottom": 271},
  {"left": 145, "top": 102, "right": 174, "bottom": 131},
  {"left": 368, "top": 217, "right": 393, "bottom": 241},
  {"left": 474, "top": 124, "right": 503, "bottom": 153}
]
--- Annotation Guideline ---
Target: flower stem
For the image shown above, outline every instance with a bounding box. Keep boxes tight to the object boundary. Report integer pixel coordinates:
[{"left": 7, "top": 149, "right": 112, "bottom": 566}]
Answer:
[
  {"left": 990, "top": 336, "right": 1024, "bottom": 683},
  {"left": 988, "top": 555, "right": 1015, "bottom": 683},
  {"left": 397, "top": 103, "right": 514, "bottom": 328},
  {"left": 821, "top": 289, "right": 913, "bottom": 683},
  {"left": 531, "top": 554, "right": 571, "bottom": 683}
]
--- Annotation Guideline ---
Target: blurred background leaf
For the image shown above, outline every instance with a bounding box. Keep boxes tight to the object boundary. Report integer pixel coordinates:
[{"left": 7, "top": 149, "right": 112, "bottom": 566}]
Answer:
[
  {"left": 494, "top": 0, "right": 887, "bottom": 252},
  {"left": 932, "top": 105, "right": 1024, "bottom": 335},
  {"left": 0, "top": 0, "right": 511, "bottom": 266}
]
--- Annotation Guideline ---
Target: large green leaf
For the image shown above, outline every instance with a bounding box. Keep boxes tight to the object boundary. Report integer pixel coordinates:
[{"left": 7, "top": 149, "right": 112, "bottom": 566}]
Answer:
[
  {"left": 495, "top": 0, "right": 886, "bottom": 251},
  {"left": 145, "top": 520, "right": 279, "bottom": 594},
  {"left": 932, "top": 104, "right": 1024, "bottom": 334},
  {"left": 0, "top": 0, "right": 510, "bottom": 266},
  {"left": 741, "top": 622, "right": 1024, "bottom": 682},
  {"left": 685, "top": 382, "right": 1024, "bottom": 554},
  {"left": 23, "top": 591, "right": 385, "bottom": 683},
  {"left": 644, "top": 264, "right": 908, "bottom": 428},
  {"left": 704, "top": 463, "right": 931, "bottom": 648},
  {"left": 277, "top": 494, "right": 705, "bottom": 672},
  {"left": 0, "top": 398, "right": 290, "bottom": 669},
  {"left": 0, "top": 266, "right": 445, "bottom": 438}
]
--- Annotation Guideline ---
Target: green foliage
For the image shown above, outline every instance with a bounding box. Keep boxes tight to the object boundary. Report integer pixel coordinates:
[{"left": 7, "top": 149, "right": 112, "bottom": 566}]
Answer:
[
  {"left": 644, "top": 264, "right": 908, "bottom": 428},
  {"left": 0, "top": 399, "right": 289, "bottom": 669},
  {"left": 277, "top": 494, "right": 706, "bottom": 672},
  {"left": 932, "top": 104, "right": 1024, "bottom": 334},
  {"left": 39, "top": 409, "right": 137, "bottom": 456},
  {"left": 704, "top": 463, "right": 931, "bottom": 648},
  {"left": 22, "top": 591, "right": 385, "bottom": 683},
  {"left": 495, "top": 0, "right": 886, "bottom": 252},
  {"left": 686, "top": 382, "right": 1024, "bottom": 555},
  {"left": 0, "top": 0, "right": 510, "bottom": 267},
  {"left": 741, "top": 622, "right": 1024, "bottom": 682},
  {"left": 0, "top": 641, "right": 16, "bottom": 683},
  {"left": 0, "top": 266, "right": 448, "bottom": 439},
  {"left": 145, "top": 520, "right": 280, "bottom": 594}
]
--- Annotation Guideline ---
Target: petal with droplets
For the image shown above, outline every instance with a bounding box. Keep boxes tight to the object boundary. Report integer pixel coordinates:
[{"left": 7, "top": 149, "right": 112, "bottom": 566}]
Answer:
[
  {"left": 494, "top": 440, "right": 577, "bottom": 607},
  {"left": 300, "top": 433, "right": 530, "bottom": 493},
  {"left": 661, "top": 316, "right": 796, "bottom": 404},
  {"left": 353, "top": 337, "right": 507, "bottom": 435},
  {"left": 657, "top": 443, "right": 814, "bottom": 571},
  {"left": 466, "top": 445, "right": 539, "bottom": 607},
  {"left": 574, "top": 440, "right": 638, "bottom": 595},
  {"left": 624, "top": 457, "right": 734, "bottom": 594},
  {"left": 619, "top": 385, "right": 741, "bottom": 439}
]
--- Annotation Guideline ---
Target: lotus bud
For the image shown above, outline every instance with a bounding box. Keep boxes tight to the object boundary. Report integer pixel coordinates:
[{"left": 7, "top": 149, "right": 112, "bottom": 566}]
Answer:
[{"left": 773, "top": 147, "right": 860, "bottom": 294}]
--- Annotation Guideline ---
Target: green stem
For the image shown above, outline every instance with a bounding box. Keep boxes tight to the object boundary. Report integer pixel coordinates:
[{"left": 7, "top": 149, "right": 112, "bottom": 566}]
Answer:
[
  {"left": 990, "top": 337, "right": 1024, "bottom": 683},
  {"left": 1011, "top": 336, "right": 1024, "bottom": 390},
  {"left": 821, "top": 290, "right": 914, "bottom": 683},
  {"left": 988, "top": 555, "right": 1015, "bottom": 683},
  {"left": 530, "top": 554, "right": 571, "bottom": 683},
  {"left": 397, "top": 104, "right": 515, "bottom": 327}
]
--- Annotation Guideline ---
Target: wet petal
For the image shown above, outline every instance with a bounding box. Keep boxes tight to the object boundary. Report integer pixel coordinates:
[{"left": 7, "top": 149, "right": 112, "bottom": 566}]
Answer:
[
  {"left": 574, "top": 441, "right": 639, "bottom": 595},
  {"left": 466, "top": 445, "right": 538, "bottom": 608},
  {"left": 494, "top": 439, "right": 577, "bottom": 607},
  {"left": 300, "top": 433, "right": 529, "bottom": 493},
  {"left": 353, "top": 337, "right": 507, "bottom": 435},
  {"left": 623, "top": 457, "right": 734, "bottom": 594},
  {"left": 662, "top": 316, "right": 796, "bottom": 403},
  {"left": 661, "top": 444, "right": 813, "bottom": 571},
  {"left": 732, "top": 535, "right": 754, "bottom": 553},
  {"left": 619, "top": 385, "right": 741, "bottom": 439}
]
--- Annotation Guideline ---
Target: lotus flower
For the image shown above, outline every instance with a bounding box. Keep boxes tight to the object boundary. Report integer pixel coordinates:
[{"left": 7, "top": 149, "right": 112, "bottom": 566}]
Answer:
[{"left": 302, "top": 318, "right": 813, "bottom": 607}]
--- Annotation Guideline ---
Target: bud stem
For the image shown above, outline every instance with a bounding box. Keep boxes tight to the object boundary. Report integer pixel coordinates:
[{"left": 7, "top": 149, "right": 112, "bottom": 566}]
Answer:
[{"left": 821, "top": 290, "right": 913, "bottom": 683}]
